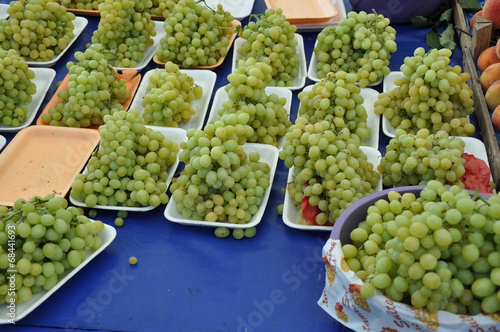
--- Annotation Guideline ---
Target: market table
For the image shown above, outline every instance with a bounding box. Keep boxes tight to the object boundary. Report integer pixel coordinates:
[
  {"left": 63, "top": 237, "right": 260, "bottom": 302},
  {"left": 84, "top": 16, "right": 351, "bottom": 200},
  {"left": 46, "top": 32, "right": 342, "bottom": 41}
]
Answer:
[{"left": 0, "top": 0, "right": 478, "bottom": 331}]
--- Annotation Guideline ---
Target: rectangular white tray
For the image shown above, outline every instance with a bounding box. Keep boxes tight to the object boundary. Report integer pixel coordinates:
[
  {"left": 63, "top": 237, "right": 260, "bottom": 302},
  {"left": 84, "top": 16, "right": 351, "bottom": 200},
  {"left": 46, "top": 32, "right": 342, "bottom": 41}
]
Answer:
[{"left": 205, "top": 0, "right": 254, "bottom": 20}]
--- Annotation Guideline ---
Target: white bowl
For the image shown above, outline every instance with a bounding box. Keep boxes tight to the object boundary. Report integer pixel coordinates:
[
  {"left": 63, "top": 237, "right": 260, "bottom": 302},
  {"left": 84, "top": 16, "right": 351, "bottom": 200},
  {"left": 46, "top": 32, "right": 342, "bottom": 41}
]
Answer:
[{"left": 164, "top": 143, "right": 280, "bottom": 229}]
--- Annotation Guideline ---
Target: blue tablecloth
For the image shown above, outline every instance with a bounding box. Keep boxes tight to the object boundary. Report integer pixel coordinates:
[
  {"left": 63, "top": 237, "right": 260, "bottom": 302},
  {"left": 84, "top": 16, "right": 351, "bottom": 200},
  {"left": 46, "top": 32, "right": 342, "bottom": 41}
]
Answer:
[{"left": 0, "top": 0, "right": 473, "bottom": 331}]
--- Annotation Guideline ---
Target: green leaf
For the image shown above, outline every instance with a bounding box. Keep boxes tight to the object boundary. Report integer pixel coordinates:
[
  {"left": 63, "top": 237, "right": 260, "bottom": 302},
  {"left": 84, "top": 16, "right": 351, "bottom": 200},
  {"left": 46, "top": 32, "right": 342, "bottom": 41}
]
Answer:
[
  {"left": 426, "top": 28, "right": 442, "bottom": 49},
  {"left": 439, "top": 24, "right": 456, "bottom": 50},
  {"left": 459, "top": 0, "right": 483, "bottom": 12},
  {"left": 440, "top": 8, "right": 453, "bottom": 23},
  {"left": 411, "top": 15, "right": 432, "bottom": 28}
]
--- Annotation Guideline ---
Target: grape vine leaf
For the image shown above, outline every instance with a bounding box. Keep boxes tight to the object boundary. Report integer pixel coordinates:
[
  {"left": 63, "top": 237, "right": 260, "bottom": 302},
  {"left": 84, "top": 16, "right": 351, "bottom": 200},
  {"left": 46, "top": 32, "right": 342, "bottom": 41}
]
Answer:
[
  {"left": 439, "top": 24, "right": 456, "bottom": 50},
  {"left": 411, "top": 15, "right": 432, "bottom": 28},
  {"left": 458, "top": 0, "right": 483, "bottom": 12},
  {"left": 426, "top": 28, "right": 443, "bottom": 49},
  {"left": 439, "top": 8, "right": 453, "bottom": 23}
]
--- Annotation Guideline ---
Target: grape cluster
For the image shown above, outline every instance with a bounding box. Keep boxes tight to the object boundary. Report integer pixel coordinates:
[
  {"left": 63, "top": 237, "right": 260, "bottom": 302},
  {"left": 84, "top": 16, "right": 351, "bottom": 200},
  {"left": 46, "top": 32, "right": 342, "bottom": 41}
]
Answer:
[
  {"left": 314, "top": 10, "right": 396, "bottom": 87},
  {"left": 143, "top": 0, "right": 178, "bottom": 18},
  {"left": 0, "top": 195, "right": 105, "bottom": 305},
  {"left": 237, "top": 8, "right": 299, "bottom": 87},
  {"left": 375, "top": 48, "right": 475, "bottom": 136},
  {"left": 298, "top": 71, "right": 371, "bottom": 144},
  {"left": 378, "top": 129, "right": 466, "bottom": 187},
  {"left": 41, "top": 44, "right": 130, "bottom": 127},
  {"left": 141, "top": 61, "right": 202, "bottom": 127},
  {"left": 70, "top": 109, "right": 179, "bottom": 207},
  {"left": 0, "top": 49, "right": 36, "bottom": 127},
  {"left": 0, "top": 0, "right": 76, "bottom": 62},
  {"left": 169, "top": 121, "right": 271, "bottom": 224},
  {"left": 60, "top": 0, "right": 103, "bottom": 10},
  {"left": 280, "top": 116, "right": 380, "bottom": 225},
  {"left": 155, "top": 0, "right": 234, "bottom": 68},
  {"left": 90, "top": 0, "right": 156, "bottom": 68},
  {"left": 211, "top": 58, "right": 291, "bottom": 147},
  {"left": 345, "top": 180, "right": 500, "bottom": 315}
]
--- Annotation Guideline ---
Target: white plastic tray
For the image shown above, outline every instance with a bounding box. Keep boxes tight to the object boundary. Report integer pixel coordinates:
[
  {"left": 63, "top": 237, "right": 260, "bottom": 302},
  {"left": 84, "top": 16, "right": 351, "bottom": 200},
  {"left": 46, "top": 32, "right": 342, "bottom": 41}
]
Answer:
[
  {"left": 70, "top": 126, "right": 187, "bottom": 211},
  {"left": 232, "top": 34, "right": 307, "bottom": 91},
  {"left": 297, "top": 85, "right": 380, "bottom": 149},
  {"left": 129, "top": 68, "right": 216, "bottom": 130},
  {"left": 0, "top": 4, "right": 8, "bottom": 19},
  {"left": 26, "top": 16, "right": 87, "bottom": 67},
  {"left": 282, "top": 146, "right": 382, "bottom": 231},
  {"left": 0, "top": 135, "right": 5, "bottom": 151},
  {"left": 113, "top": 20, "right": 165, "bottom": 72},
  {"left": 0, "top": 222, "right": 116, "bottom": 324},
  {"left": 164, "top": 143, "right": 280, "bottom": 229},
  {"left": 0, "top": 68, "right": 56, "bottom": 133},
  {"left": 206, "top": 86, "right": 292, "bottom": 149},
  {"left": 205, "top": 0, "right": 254, "bottom": 20}
]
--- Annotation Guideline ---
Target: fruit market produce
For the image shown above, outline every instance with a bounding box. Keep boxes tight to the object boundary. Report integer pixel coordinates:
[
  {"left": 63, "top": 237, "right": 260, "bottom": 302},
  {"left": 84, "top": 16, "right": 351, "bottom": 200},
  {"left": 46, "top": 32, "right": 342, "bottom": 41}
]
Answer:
[
  {"left": 313, "top": 10, "right": 396, "bottom": 87},
  {"left": 378, "top": 129, "right": 467, "bottom": 187},
  {"left": 143, "top": 0, "right": 179, "bottom": 18},
  {"left": 211, "top": 57, "right": 291, "bottom": 147},
  {"left": 0, "top": 0, "right": 76, "bottom": 62},
  {"left": 60, "top": 0, "right": 103, "bottom": 10},
  {"left": 40, "top": 44, "right": 130, "bottom": 127},
  {"left": 155, "top": 0, "right": 235, "bottom": 68},
  {"left": 70, "top": 109, "right": 179, "bottom": 207},
  {"left": 141, "top": 61, "right": 202, "bottom": 127},
  {"left": 169, "top": 122, "right": 271, "bottom": 225},
  {"left": 90, "top": 0, "right": 156, "bottom": 68},
  {"left": 280, "top": 115, "right": 380, "bottom": 225},
  {"left": 0, "top": 49, "right": 37, "bottom": 127},
  {"left": 297, "top": 71, "right": 371, "bottom": 145},
  {"left": 344, "top": 180, "right": 500, "bottom": 315},
  {"left": 236, "top": 8, "right": 300, "bottom": 87},
  {"left": 0, "top": 195, "right": 105, "bottom": 305}
]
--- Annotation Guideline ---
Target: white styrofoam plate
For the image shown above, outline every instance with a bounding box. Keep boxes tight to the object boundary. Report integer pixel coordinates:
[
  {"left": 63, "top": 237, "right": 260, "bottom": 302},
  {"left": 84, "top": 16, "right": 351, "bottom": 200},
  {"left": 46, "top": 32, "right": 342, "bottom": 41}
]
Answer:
[
  {"left": 0, "top": 68, "right": 56, "bottom": 132},
  {"left": 0, "top": 223, "right": 116, "bottom": 324},
  {"left": 26, "top": 16, "right": 88, "bottom": 67},
  {"left": 129, "top": 68, "right": 216, "bottom": 130},
  {"left": 0, "top": 135, "right": 5, "bottom": 151},
  {"left": 282, "top": 146, "right": 382, "bottom": 231},
  {"left": 206, "top": 86, "right": 292, "bottom": 150},
  {"left": 164, "top": 143, "right": 280, "bottom": 229},
  {"left": 0, "top": 4, "right": 8, "bottom": 19},
  {"left": 70, "top": 126, "right": 187, "bottom": 212},
  {"left": 232, "top": 34, "right": 307, "bottom": 91},
  {"left": 297, "top": 85, "right": 380, "bottom": 149},
  {"left": 205, "top": 0, "right": 254, "bottom": 20}
]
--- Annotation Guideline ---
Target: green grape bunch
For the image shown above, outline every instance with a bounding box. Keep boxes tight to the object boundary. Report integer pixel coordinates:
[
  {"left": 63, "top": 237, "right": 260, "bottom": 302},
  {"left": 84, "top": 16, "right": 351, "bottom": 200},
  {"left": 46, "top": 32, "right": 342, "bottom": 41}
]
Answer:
[
  {"left": 374, "top": 47, "right": 475, "bottom": 136},
  {"left": 0, "top": 195, "right": 105, "bottom": 305},
  {"left": 143, "top": 0, "right": 179, "bottom": 18},
  {"left": 169, "top": 121, "right": 271, "bottom": 224},
  {"left": 41, "top": 44, "right": 130, "bottom": 127},
  {"left": 314, "top": 10, "right": 396, "bottom": 87},
  {"left": 378, "top": 128, "right": 467, "bottom": 187},
  {"left": 279, "top": 116, "right": 380, "bottom": 225},
  {"left": 91, "top": 0, "right": 157, "bottom": 68},
  {"left": 155, "top": 0, "right": 235, "bottom": 68},
  {"left": 141, "top": 61, "right": 203, "bottom": 127},
  {"left": 0, "top": 0, "right": 76, "bottom": 62},
  {"left": 70, "top": 109, "right": 179, "bottom": 208},
  {"left": 0, "top": 49, "right": 37, "bottom": 127},
  {"left": 345, "top": 180, "right": 500, "bottom": 315},
  {"left": 298, "top": 71, "right": 372, "bottom": 145},
  {"left": 60, "top": 0, "right": 104, "bottom": 10},
  {"left": 237, "top": 8, "right": 300, "bottom": 87}
]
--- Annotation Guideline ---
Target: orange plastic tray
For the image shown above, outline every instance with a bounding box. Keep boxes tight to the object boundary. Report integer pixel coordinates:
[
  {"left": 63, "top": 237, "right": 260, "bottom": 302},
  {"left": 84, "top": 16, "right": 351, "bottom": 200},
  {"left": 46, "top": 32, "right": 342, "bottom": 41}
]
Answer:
[
  {"left": 36, "top": 69, "right": 140, "bottom": 128},
  {"left": 153, "top": 19, "right": 240, "bottom": 70},
  {"left": 0, "top": 126, "right": 100, "bottom": 206},
  {"left": 264, "top": 0, "right": 337, "bottom": 24}
]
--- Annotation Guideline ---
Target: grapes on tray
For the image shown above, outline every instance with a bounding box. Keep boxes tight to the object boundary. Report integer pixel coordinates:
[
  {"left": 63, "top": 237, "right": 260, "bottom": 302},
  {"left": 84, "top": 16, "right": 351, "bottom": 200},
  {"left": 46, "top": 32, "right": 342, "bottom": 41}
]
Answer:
[
  {"left": 314, "top": 10, "right": 396, "bottom": 87},
  {"left": 0, "top": 195, "right": 105, "bottom": 305}
]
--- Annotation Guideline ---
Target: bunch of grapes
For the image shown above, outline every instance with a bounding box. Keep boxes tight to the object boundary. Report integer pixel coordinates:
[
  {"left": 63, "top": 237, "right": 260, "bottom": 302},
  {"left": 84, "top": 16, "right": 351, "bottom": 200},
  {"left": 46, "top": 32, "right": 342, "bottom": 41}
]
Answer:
[
  {"left": 0, "top": 195, "right": 105, "bottom": 305},
  {"left": 40, "top": 44, "right": 130, "bottom": 127},
  {"left": 70, "top": 109, "right": 179, "bottom": 208},
  {"left": 155, "top": 0, "right": 235, "bottom": 68},
  {"left": 314, "top": 10, "right": 396, "bottom": 87},
  {"left": 91, "top": 0, "right": 156, "bottom": 68},
  {"left": 0, "top": 49, "right": 37, "bottom": 127},
  {"left": 345, "top": 180, "right": 500, "bottom": 315},
  {"left": 378, "top": 128, "right": 466, "bottom": 187},
  {"left": 169, "top": 121, "right": 271, "bottom": 224},
  {"left": 0, "top": 0, "right": 76, "bottom": 62},
  {"left": 210, "top": 58, "right": 291, "bottom": 147},
  {"left": 297, "top": 71, "right": 371, "bottom": 144},
  {"left": 143, "top": 0, "right": 178, "bottom": 17},
  {"left": 60, "top": 0, "right": 103, "bottom": 10},
  {"left": 280, "top": 115, "right": 380, "bottom": 225},
  {"left": 374, "top": 48, "right": 475, "bottom": 136},
  {"left": 141, "top": 61, "right": 202, "bottom": 127},
  {"left": 237, "top": 8, "right": 300, "bottom": 87}
]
